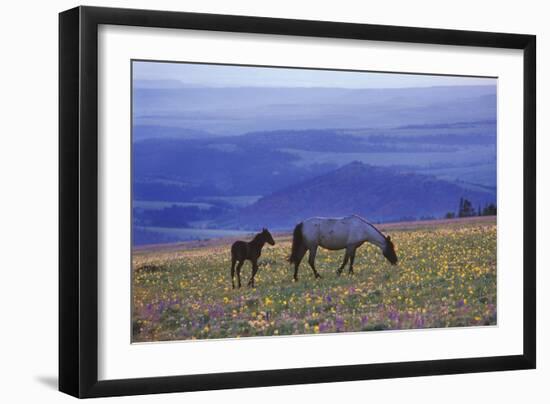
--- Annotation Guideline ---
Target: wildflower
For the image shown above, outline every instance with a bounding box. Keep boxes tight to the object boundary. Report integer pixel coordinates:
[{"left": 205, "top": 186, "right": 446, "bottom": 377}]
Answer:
[{"left": 335, "top": 317, "right": 344, "bottom": 332}]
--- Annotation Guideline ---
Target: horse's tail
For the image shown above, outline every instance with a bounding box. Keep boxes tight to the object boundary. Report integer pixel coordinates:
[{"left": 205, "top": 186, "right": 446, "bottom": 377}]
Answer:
[{"left": 288, "top": 222, "right": 304, "bottom": 263}]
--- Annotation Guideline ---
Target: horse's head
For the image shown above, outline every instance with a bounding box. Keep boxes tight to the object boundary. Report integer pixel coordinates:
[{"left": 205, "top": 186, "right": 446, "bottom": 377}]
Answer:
[
  {"left": 383, "top": 235, "right": 398, "bottom": 265},
  {"left": 262, "top": 228, "right": 276, "bottom": 246}
]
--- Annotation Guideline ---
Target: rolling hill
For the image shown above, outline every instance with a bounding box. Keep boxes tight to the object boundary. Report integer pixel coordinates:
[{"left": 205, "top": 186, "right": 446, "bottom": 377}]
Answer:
[{"left": 231, "top": 161, "right": 495, "bottom": 229}]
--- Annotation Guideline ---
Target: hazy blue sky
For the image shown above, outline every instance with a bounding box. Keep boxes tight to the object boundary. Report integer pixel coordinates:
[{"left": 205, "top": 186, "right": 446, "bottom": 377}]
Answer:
[{"left": 133, "top": 61, "right": 496, "bottom": 89}]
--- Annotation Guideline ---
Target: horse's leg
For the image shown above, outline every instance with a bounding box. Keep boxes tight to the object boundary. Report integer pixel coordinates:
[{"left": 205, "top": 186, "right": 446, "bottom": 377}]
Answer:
[
  {"left": 347, "top": 245, "right": 358, "bottom": 274},
  {"left": 247, "top": 259, "right": 259, "bottom": 287},
  {"left": 293, "top": 246, "right": 307, "bottom": 282},
  {"left": 230, "top": 257, "right": 237, "bottom": 289},
  {"left": 348, "top": 250, "right": 356, "bottom": 274},
  {"left": 308, "top": 246, "right": 322, "bottom": 279},
  {"left": 337, "top": 251, "right": 349, "bottom": 276},
  {"left": 236, "top": 260, "right": 244, "bottom": 288}
]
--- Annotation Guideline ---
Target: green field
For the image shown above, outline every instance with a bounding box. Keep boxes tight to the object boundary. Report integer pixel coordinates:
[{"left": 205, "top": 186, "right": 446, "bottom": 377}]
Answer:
[{"left": 132, "top": 217, "right": 496, "bottom": 342}]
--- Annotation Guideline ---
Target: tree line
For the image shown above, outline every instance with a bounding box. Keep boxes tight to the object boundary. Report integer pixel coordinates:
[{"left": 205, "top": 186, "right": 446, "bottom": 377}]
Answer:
[{"left": 444, "top": 197, "right": 496, "bottom": 219}]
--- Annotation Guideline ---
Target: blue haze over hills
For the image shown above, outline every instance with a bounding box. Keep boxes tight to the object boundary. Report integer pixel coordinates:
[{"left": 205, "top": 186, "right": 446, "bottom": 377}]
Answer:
[
  {"left": 132, "top": 62, "right": 497, "bottom": 246},
  {"left": 133, "top": 85, "right": 496, "bottom": 136}
]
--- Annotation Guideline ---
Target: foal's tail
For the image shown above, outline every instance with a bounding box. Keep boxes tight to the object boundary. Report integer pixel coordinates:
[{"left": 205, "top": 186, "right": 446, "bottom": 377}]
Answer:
[{"left": 288, "top": 222, "right": 304, "bottom": 263}]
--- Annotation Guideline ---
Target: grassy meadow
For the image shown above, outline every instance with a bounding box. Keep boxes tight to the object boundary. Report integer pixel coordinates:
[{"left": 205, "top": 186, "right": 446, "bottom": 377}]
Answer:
[{"left": 132, "top": 216, "right": 496, "bottom": 342}]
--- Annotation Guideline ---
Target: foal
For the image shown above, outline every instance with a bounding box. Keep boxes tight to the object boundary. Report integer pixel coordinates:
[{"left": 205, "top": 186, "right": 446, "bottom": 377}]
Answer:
[{"left": 230, "top": 228, "right": 275, "bottom": 288}]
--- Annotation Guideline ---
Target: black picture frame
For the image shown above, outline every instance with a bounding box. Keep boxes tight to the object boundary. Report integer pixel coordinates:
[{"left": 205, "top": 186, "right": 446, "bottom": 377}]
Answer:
[{"left": 59, "top": 5, "right": 536, "bottom": 398}]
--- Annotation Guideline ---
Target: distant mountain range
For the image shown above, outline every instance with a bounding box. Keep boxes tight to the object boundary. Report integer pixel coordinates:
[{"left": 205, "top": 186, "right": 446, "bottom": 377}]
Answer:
[
  {"left": 133, "top": 85, "right": 496, "bottom": 135},
  {"left": 230, "top": 161, "right": 495, "bottom": 229},
  {"left": 131, "top": 83, "right": 497, "bottom": 244}
]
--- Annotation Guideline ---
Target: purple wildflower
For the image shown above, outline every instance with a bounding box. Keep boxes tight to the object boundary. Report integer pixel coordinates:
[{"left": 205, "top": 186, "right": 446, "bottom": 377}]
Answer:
[
  {"left": 335, "top": 316, "right": 345, "bottom": 332},
  {"left": 209, "top": 305, "right": 225, "bottom": 319}
]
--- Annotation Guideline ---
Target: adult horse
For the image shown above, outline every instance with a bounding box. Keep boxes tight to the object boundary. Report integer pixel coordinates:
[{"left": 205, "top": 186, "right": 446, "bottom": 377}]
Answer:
[
  {"left": 288, "top": 215, "right": 397, "bottom": 281},
  {"left": 230, "top": 228, "right": 275, "bottom": 288}
]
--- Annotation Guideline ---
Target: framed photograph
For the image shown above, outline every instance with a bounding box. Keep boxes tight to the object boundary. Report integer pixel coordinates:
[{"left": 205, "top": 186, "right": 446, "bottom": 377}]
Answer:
[{"left": 59, "top": 6, "right": 536, "bottom": 398}]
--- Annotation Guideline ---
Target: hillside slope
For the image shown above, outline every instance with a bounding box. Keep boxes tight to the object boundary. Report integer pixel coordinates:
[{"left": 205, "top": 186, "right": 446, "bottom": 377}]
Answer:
[{"left": 233, "top": 161, "right": 495, "bottom": 229}]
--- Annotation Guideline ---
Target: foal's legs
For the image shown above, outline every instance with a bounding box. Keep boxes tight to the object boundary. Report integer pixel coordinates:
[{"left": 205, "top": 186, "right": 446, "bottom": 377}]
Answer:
[
  {"left": 247, "top": 260, "right": 259, "bottom": 287},
  {"left": 308, "top": 246, "right": 322, "bottom": 279},
  {"left": 235, "top": 260, "right": 244, "bottom": 288},
  {"left": 230, "top": 257, "right": 237, "bottom": 289}
]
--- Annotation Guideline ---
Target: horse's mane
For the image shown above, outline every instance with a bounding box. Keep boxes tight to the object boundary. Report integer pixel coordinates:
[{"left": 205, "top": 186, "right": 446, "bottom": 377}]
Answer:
[
  {"left": 351, "top": 214, "right": 386, "bottom": 239},
  {"left": 251, "top": 231, "right": 265, "bottom": 244}
]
